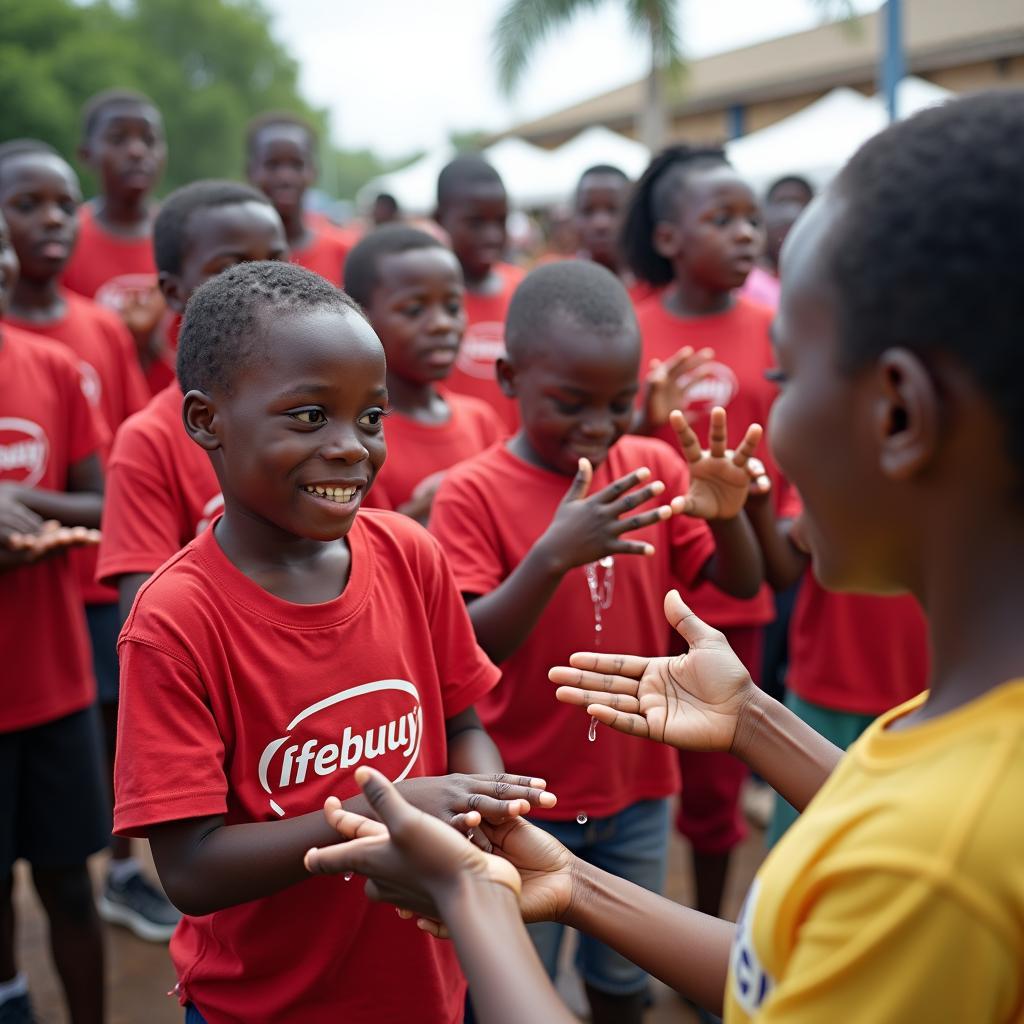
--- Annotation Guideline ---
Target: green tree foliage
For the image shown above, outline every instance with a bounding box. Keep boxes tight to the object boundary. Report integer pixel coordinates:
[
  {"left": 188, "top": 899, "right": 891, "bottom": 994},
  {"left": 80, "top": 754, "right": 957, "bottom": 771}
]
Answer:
[{"left": 0, "top": 0, "right": 324, "bottom": 195}]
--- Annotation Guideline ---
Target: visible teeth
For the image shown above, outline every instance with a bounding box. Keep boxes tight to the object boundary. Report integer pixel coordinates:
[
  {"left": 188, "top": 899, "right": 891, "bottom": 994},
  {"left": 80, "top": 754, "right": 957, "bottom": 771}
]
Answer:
[{"left": 303, "top": 485, "right": 357, "bottom": 504}]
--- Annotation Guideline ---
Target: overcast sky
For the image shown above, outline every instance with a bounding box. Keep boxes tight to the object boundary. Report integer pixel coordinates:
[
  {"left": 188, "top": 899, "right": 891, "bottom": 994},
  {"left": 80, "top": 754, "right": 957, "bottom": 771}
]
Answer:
[{"left": 263, "top": 0, "right": 881, "bottom": 158}]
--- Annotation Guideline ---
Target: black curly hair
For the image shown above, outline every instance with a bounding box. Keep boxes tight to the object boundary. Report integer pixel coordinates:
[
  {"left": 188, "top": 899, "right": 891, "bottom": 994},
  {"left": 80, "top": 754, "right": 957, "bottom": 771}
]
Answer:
[{"left": 344, "top": 224, "right": 450, "bottom": 309}]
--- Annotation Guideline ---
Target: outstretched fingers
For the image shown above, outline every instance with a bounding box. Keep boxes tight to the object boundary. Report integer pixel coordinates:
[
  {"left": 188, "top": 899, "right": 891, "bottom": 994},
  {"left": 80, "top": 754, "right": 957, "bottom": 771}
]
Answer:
[
  {"left": 554, "top": 686, "right": 640, "bottom": 713},
  {"left": 548, "top": 664, "right": 642, "bottom": 698},
  {"left": 669, "top": 410, "right": 704, "bottom": 468},
  {"left": 586, "top": 705, "right": 652, "bottom": 739},
  {"left": 731, "top": 422, "right": 764, "bottom": 469}
]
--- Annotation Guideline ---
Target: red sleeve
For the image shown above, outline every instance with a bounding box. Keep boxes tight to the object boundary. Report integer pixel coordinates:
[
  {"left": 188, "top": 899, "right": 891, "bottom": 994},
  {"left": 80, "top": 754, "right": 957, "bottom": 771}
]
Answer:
[
  {"left": 429, "top": 472, "right": 506, "bottom": 598},
  {"left": 100, "top": 312, "right": 149, "bottom": 421},
  {"left": 658, "top": 447, "right": 717, "bottom": 588},
  {"left": 114, "top": 636, "right": 228, "bottom": 836},
  {"left": 473, "top": 405, "right": 506, "bottom": 447},
  {"left": 418, "top": 530, "right": 500, "bottom": 717},
  {"left": 97, "top": 435, "right": 186, "bottom": 584}
]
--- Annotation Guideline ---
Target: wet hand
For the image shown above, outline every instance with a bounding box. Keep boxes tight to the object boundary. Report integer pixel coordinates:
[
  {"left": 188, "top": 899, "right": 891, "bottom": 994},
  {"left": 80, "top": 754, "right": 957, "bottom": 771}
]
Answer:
[
  {"left": 670, "top": 407, "right": 763, "bottom": 521},
  {"left": 550, "top": 589, "right": 757, "bottom": 753}
]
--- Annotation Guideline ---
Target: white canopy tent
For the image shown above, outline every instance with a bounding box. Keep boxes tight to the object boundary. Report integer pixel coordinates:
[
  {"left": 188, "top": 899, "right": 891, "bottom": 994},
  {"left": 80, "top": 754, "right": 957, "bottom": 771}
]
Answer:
[{"left": 726, "top": 76, "right": 953, "bottom": 194}]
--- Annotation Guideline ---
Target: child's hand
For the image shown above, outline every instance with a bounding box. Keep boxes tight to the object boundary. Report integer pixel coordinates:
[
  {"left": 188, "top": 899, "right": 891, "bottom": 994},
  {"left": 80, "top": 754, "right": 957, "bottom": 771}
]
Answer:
[
  {"left": 397, "top": 772, "right": 557, "bottom": 847},
  {"left": 306, "top": 768, "right": 521, "bottom": 918},
  {"left": 744, "top": 456, "right": 772, "bottom": 509},
  {"left": 119, "top": 284, "right": 167, "bottom": 347},
  {"left": 638, "top": 345, "right": 715, "bottom": 432},
  {"left": 550, "top": 589, "right": 758, "bottom": 754},
  {"left": 670, "top": 406, "right": 763, "bottom": 521},
  {"left": 0, "top": 484, "right": 44, "bottom": 541},
  {"left": 536, "top": 460, "right": 674, "bottom": 575}
]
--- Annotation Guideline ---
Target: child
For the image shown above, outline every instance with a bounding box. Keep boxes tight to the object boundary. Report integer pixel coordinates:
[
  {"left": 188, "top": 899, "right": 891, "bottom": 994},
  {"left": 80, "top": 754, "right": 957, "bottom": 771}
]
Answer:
[
  {"left": 434, "top": 155, "right": 524, "bottom": 431},
  {"left": 309, "top": 88, "right": 1024, "bottom": 1024},
  {"left": 63, "top": 89, "right": 171, "bottom": 393},
  {"left": 113, "top": 260, "right": 553, "bottom": 1023},
  {"left": 246, "top": 111, "right": 356, "bottom": 285},
  {"left": 0, "top": 211, "right": 109, "bottom": 1024},
  {"left": 428, "top": 260, "right": 763, "bottom": 1024},
  {"left": 344, "top": 224, "right": 504, "bottom": 521},
  {"left": 624, "top": 144, "right": 782, "bottom": 918},
  {"left": 740, "top": 175, "right": 814, "bottom": 310}
]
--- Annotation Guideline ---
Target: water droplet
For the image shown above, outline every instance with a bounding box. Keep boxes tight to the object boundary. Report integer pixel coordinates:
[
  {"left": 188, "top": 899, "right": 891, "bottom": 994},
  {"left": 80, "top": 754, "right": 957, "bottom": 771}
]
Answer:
[
  {"left": 343, "top": 871, "right": 354, "bottom": 882},
  {"left": 466, "top": 829, "right": 475, "bottom": 842},
  {"left": 588, "top": 717, "right": 598, "bottom": 742},
  {"left": 599, "top": 555, "right": 615, "bottom": 569},
  {"left": 594, "top": 622, "right": 602, "bottom": 632},
  {"left": 576, "top": 812, "right": 588, "bottom": 825}
]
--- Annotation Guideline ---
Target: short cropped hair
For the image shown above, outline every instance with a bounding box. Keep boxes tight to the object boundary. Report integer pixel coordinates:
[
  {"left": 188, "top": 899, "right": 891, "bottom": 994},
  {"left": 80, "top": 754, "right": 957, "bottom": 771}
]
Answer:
[
  {"left": 621, "top": 143, "right": 729, "bottom": 286},
  {"left": 505, "top": 259, "right": 637, "bottom": 361},
  {"left": 153, "top": 179, "right": 272, "bottom": 275},
  {"left": 344, "top": 225, "right": 448, "bottom": 308},
  {"left": 827, "top": 89, "right": 1024, "bottom": 486},
  {"left": 177, "top": 261, "right": 362, "bottom": 396},
  {"left": 766, "top": 174, "right": 814, "bottom": 204},
  {"left": 436, "top": 155, "right": 505, "bottom": 209},
  {"left": 81, "top": 89, "right": 160, "bottom": 142},
  {"left": 245, "top": 111, "right": 318, "bottom": 159},
  {"left": 0, "top": 139, "right": 61, "bottom": 185}
]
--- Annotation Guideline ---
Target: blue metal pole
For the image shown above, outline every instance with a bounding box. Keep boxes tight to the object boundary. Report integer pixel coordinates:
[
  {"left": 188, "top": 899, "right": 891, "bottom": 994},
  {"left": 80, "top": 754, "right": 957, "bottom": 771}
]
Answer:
[{"left": 881, "top": 0, "right": 906, "bottom": 121}]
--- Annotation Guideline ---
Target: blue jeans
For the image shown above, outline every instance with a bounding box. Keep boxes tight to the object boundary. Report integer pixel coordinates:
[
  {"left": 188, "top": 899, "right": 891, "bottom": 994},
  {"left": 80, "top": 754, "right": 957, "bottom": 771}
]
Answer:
[
  {"left": 526, "top": 798, "right": 670, "bottom": 996},
  {"left": 184, "top": 1005, "right": 207, "bottom": 1024}
]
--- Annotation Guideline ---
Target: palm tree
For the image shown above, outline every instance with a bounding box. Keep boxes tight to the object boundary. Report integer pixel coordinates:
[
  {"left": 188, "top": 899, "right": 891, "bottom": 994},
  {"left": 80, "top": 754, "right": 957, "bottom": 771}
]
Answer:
[{"left": 493, "top": 0, "right": 855, "bottom": 150}]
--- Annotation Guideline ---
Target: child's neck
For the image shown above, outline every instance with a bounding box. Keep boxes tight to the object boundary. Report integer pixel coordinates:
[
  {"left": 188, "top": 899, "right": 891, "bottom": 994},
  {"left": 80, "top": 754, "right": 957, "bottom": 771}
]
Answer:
[
  {"left": 664, "top": 278, "right": 734, "bottom": 318},
  {"left": 462, "top": 264, "right": 500, "bottom": 295},
  {"left": 279, "top": 207, "right": 312, "bottom": 248},
  {"left": 95, "top": 193, "right": 151, "bottom": 234},
  {"left": 214, "top": 506, "right": 352, "bottom": 604},
  {"left": 9, "top": 275, "right": 65, "bottom": 323},
  {"left": 385, "top": 371, "right": 449, "bottom": 424}
]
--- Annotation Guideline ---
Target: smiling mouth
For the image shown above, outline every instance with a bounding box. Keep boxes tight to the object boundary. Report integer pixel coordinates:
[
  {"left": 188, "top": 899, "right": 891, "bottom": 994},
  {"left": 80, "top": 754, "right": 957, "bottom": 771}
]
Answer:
[{"left": 302, "top": 484, "right": 359, "bottom": 504}]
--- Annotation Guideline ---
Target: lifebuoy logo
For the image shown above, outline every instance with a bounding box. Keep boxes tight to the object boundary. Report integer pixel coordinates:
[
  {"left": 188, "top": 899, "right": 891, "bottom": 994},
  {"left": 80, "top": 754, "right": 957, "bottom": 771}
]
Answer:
[
  {"left": 676, "top": 361, "right": 739, "bottom": 415},
  {"left": 0, "top": 418, "right": 49, "bottom": 487},
  {"left": 455, "top": 322, "right": 505, "bottom": 379},
  {"left": 195, "top": 493, "right": 224, "bottom": 536},
  {"left": 78, "top": 360, "right": 102, "bottom": 408},
  {"left": 257, "top": 679, "right": 422, "bottom": 817},
  {"left": 730, "top": 877, "right": 773, "bottom": 1013}
]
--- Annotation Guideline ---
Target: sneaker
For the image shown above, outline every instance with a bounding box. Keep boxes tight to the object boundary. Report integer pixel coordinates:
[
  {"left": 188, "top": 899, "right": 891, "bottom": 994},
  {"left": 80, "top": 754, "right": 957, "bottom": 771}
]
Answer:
[
  {"left": 0, "top": 993, "right": 36, "bottom": 1024},
  {"left": 98, "top": 869, "right": 181, "bottom": 942}
]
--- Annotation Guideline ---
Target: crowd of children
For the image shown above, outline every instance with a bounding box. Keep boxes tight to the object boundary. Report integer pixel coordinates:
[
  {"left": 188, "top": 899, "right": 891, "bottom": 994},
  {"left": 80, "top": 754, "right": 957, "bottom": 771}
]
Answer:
[{"left": 1, "top": 82, "right": 1018, "bottom": 1024}]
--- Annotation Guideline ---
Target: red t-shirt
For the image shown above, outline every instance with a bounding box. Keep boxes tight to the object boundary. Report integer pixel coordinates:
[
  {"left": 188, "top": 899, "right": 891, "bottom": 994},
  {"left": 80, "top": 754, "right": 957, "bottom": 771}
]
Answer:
[
  {"left": 61, "top": 203, "right": 156, "bottom": 299},
  {"left": 0, "top": 327, "right": 103, "bottom": 730},
  {"left": 779, "top": 489, "right": 929, "bottom": 715},
  {"left": 446, "top": 263, "right": 524, "bottom": 432},
  {"left": 7, "top": 290, "right": 150, "bottom": 605},
  {"left": 635, "top": 294, "right": 781, "bottom": 628},
  {"left": 429, "top": 436, "right": 716, "bottom": 820},
  {"left": 96, "top": 382, "right": 221, "bottom": 586},
  {"left": 114, "top": 511, "right": 498, "bottom": 1023},
  {"left": 290, "top": 212, "right": 355, "bottom": 286},
  {"left": 369, "top": 391, "right": 506, "bottom": 512}
]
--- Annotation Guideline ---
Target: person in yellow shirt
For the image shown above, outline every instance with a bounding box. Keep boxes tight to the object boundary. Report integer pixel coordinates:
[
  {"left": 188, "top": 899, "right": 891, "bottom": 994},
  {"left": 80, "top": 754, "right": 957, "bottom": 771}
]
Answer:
[{"left": 295, "top": 90, "right": 1024, "bottom": 1024}]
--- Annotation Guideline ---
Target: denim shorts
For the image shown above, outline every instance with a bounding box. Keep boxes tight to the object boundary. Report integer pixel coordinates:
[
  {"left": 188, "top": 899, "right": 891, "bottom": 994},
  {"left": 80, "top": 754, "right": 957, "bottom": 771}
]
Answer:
[
  {"left": 184, "top": 1005, "right": 206, "bottom": 1023},
  {"left": 526, "top": 797, "right": 670, "bottom": 996}
]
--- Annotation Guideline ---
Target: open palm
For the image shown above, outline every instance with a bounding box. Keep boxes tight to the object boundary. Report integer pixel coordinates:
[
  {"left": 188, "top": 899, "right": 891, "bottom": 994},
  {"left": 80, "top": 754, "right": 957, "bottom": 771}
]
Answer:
[{"left": 551, "top": 590, "right": 757, "bottom": 753}]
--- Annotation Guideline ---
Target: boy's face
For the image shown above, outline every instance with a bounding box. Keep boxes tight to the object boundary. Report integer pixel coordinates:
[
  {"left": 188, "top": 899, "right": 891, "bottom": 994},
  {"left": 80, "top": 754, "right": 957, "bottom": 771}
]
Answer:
[
  {"left": 160, "top": 201, "right": 288, "bottom": 313},
  {"left": 366, "top": 247, "right": 466, "bottom": 386},
  {"left": 769, "top": 195, "right": 885, "bottom": 591},
  {"left": 210, "top": 307, "right": 387, "bottom": 541},
  {"left": 0, "top": 214, "right": 20, "bottom": 318},
  {"left": 248, "top": 126, "right": 316, "bottom": 220},
  {"left": 655, "top": 166, "right": 763, "bottom": 292},
  {"left": 764, "top": 183, "right": 812, "bottom": 268},
  {"left": 0, "top": 154, "right": 81, "bottom": 282},
  {"left": 438, "top": 184, "right": 508, "bottom": 280},
  {"left": 81, "top": 102, "right": 166, "bottom": 202},
  {"left": 502, "top": 314, "right": 639, "bottom": 476},
  {"left": 575, "top": 173, "right": 628, "bottom": 267}
]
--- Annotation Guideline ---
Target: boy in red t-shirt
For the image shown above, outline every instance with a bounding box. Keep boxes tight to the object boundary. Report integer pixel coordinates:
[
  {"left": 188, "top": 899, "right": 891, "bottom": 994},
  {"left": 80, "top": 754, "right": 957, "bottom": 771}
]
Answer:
[
  {"left": 113, "top": 261, "right": 553, "bottom": 1023},
  {"left": 0, "top": 212, "right": 109, "bottom": 1024},
  {"left": 246, "top": 112, "right": 355, "bottom": 285},
  {"left": 429, "top": 260, "right": 763, "bottom": 1024},
  {"left": 344, "top": 224, "right": 504, "bottom": 521},
  {"left": 63, "top": 89, "right": 171, "bottom": 393},
  {"left": 746, "top": 484, "right": 929, "bottom": 846},
  {"left": 434, "top": 155, "right": 524, "bottom": 430},
  {"left": 94, "top": 180, "right": 288, "bottom": 940},
  {"left": 623, "top": 144, "right": 785, "bottom": 918}
]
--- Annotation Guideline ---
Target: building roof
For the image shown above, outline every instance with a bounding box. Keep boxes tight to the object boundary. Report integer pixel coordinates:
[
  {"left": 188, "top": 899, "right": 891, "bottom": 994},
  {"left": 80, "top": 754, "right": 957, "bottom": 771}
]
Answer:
[{"left": 499, "top": 0, "right": 1024, "bottom": 144}]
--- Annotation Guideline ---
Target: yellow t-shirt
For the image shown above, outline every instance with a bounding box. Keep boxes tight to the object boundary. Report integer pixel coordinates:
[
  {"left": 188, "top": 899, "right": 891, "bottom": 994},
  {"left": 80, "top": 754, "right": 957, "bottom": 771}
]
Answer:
[{"left": 724, "top": 679, "right": 1024, "bottom": 1023}]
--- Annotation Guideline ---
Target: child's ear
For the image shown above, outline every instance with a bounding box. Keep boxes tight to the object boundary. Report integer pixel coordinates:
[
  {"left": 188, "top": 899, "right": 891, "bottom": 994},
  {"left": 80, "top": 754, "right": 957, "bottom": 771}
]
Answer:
[
  {"left": 76, "top": 141, "right": 94, "bottom": 168},
  {"left": 182, "top": 390, "right": 222, "bottom": 452},
  {"left": 874, "top": 349, "right": 938, "bottom": 481},
  {"left": 495, "top": 356, "right": 517, "bottom": 399},
  {"left": 653, "top": 221, "right": 681, "bottom": 261},
  {"left": 159, "top": 271, "right": 188, "bottom": 315}
]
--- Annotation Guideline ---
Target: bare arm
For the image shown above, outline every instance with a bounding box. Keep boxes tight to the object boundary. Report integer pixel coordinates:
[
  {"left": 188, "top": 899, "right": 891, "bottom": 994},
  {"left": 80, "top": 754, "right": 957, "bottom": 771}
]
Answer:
[
  {"left": 745, "top": 494, "right": 807, "bottom": 591},
  {"left": 699, "top": 511, "right": 764, "bottom": 599},
  {"left": 13, "top": 453, "right": 104, "bottom": 528},
  {"left": 118, "top": 572, "right": 150, "bottom": 624}
]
